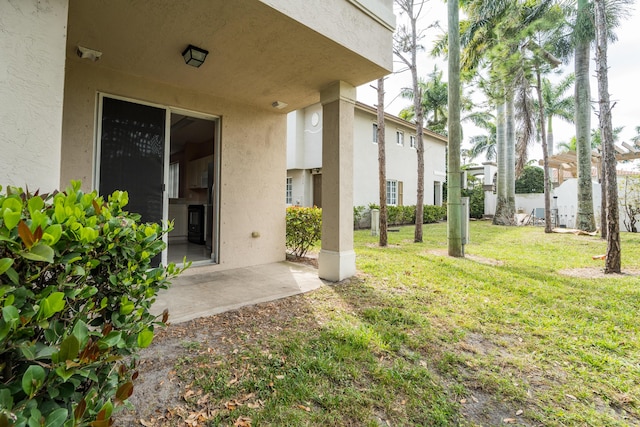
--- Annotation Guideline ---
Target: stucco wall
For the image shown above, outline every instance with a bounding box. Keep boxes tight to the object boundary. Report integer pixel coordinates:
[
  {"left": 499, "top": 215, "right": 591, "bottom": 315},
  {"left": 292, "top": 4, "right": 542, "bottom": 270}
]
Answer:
[
  {"left": 553, "top": 178, "right": 601, "bottom": 229},
  {"left": 261, "top": 0, "right": 394, "bottom": 72},
  {"left": 0, "top": 0, "right": 68, "bottom": 191},
  {"left": 61, "top": 60, "right": 286, "bottom": 270},
  {"left": 286, "top": 169, "right": 311, "bottom": 207},
  {"left": 286, "top": 105, "right": 322, "bottom": 170},
  {"left": 287, "top": 105, "right": 447, "bottom": 208},
  {"left": 352, "top": 108, "right": 447, "bottom": 207}
]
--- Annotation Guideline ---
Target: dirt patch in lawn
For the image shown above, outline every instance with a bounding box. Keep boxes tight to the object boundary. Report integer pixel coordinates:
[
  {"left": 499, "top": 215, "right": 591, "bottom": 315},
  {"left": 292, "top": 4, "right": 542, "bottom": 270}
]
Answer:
[
  {"left": 558, "top": 267, "right": 640, "bottom": 278},
  {"left": 118, "top": 294, "right": 317, "bottom": 426}
]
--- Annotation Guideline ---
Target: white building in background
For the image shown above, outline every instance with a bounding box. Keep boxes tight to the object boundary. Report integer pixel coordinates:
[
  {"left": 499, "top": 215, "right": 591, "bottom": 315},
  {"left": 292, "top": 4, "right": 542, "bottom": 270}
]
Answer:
[{"left": 287, "top": 102, "right": 447, "bottom": 209}]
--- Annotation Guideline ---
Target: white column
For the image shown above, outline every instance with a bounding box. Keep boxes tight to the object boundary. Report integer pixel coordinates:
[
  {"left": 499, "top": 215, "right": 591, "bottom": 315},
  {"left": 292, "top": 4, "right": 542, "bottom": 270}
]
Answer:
[
  {"left": 318, "top": 81, "right": 356, "bottom": 281},
  {"left": 0, "top": 0, "right": 68, "bottom": 192}
]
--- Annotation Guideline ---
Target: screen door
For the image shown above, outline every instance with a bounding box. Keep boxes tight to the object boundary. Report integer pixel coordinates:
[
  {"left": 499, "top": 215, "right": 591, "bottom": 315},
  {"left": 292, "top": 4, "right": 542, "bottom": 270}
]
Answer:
[{"left": 98, "top": 96, "right": 166, "bottom": 224}]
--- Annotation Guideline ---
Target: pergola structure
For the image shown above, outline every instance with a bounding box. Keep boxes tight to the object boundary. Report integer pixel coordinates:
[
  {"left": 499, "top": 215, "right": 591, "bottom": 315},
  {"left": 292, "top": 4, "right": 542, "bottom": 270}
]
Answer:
[{"left": 541, "top": 139, "right": 640, "bottom": 184}]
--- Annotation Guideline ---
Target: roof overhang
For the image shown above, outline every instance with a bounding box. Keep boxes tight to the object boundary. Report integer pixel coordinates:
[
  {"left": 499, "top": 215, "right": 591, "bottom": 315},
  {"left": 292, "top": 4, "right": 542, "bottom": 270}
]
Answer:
[{"left": 66, "top": 0, "right": 393, "bottom": 113}]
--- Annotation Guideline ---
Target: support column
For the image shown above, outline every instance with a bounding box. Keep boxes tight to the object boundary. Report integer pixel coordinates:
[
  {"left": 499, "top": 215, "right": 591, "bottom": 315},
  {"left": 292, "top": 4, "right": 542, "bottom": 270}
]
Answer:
[{"left": 318, "top": 81, "right": 356, "bottom": 281}]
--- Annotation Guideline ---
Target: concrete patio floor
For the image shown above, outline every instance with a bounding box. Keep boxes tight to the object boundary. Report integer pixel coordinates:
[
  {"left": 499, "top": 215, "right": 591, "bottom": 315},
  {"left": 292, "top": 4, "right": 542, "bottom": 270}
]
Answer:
[{"left": 152, "top": 261, "right": 325, "bottom": 324}]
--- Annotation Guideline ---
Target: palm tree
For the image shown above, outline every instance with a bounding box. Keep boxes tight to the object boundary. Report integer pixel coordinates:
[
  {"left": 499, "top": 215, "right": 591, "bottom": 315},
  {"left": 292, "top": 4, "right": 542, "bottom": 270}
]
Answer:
[
  {"left": 459, "top": 0, "right": 555, "bottom": 225},
  {"left": 537, "top": 74, "right": 575, "bottom": 156},
  {"left": 400, "top": 65, "right": 448, "bottom": 135},
  {"left": 557, "top": 127, "right": 622, "bottom": 152},
  {"left": 467, "top": 116, "right": 497, "bottom": 161},
  {"left": 574, "top": 0, "right": 596, "bottom": 232}
]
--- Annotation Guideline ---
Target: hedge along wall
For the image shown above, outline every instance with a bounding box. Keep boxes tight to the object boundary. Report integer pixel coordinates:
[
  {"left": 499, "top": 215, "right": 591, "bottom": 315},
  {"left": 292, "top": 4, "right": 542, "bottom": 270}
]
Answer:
[{"left": 354, "top": 205, "right": 447, "bottom": 229}]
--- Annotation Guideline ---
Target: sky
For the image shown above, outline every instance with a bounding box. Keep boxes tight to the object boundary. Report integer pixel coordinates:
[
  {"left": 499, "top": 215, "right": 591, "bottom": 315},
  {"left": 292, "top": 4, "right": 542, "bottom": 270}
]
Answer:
[{"left": 357, "top": 2, "right": 640, "bottom": 165}]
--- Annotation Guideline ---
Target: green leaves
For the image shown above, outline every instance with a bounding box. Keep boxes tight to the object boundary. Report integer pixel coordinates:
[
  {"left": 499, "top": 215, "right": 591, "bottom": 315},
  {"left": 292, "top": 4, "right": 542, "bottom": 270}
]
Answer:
[
  {"left": 0, "top": 182, "right": 186, "bottom": 426},
  {"left": 44, "top": 408, "right": 68, "bottom": 427},
  {"left": 1, "top": 197, "right": 22, "bottom": 230},
  {"left": 285, "top": 206, "right": 322, "bottom": 258},
  {"left": 0, "top": 258, "right": 13, "bottom": 275},
  {"left": 39, "top": 292, "right": 66, "bottom": 320},
  {"left": 20, "top": 242, "right": 54, "bottom": 263},
  {"left": 137, "top": 328, "right": 154, "bottom": 349},
  {"left": 58, "top": 335, "right": 80, "bottom": 362},
  {"left": 22, "top": 365, "right": 46, "bottom": 397}
]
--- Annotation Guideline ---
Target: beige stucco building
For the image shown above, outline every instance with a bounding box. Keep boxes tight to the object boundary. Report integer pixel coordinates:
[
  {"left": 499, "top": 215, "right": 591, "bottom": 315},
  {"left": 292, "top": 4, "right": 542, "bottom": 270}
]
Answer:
[
  {"left": 287, "top": 102, "right": 447, "bottom": 209},
  {"left": 0, "top": 0, "right": 395, "bottom": 281}
]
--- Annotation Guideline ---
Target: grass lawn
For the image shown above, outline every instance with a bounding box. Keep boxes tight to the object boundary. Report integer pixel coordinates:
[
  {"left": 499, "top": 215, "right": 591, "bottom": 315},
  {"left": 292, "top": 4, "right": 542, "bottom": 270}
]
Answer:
[{"left": 142, "top": 221, "right": 640, "bottom": 426}]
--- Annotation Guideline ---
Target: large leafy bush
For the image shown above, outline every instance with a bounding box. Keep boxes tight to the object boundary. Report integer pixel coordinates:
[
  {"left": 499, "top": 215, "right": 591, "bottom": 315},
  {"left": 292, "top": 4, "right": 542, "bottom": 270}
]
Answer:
[
  {"left": 286, "top": 206, "right": 321, "bottom": 258},
  {"left": 0, "top": 182, "right": 186, "bottom": 426}
]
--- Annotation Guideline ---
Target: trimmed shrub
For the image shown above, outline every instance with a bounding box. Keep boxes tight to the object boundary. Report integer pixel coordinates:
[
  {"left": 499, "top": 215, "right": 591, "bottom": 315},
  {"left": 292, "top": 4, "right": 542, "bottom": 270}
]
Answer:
[
  {"left": 361, "top": 204, "right": 445, "bottom": 227},
  {"left": 423, "top": 205, "right": 447, "bottom": 223},
  {"left": 0, "top": 181, "right": 186, "bottom": 426},
  {"left": 464, "top": 185, "right": 485, "bottom": 219},
  {"left": 286, "top": 206, "right": 322, "bottom": 257}
]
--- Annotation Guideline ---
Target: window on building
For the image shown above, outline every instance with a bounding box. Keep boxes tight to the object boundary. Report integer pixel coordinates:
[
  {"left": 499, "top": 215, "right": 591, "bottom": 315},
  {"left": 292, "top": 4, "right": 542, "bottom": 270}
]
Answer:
[
  {"left": 396, "top": 130, "right": 404, "bottom": 146},
  {"left": 286, "top": 177, "right": 293, "bottom": 205},
  {"left": 168, "top": 162, "right": 179, "bottom": 198},
  {"left": 372, "top": 123, "right": 378, "bottom": 143},
  {"left": 386, "top": 180, "right": 397, "bottom": 205},
  {"left": 410, "top": 135, "right": 416, "bottom": 148}
]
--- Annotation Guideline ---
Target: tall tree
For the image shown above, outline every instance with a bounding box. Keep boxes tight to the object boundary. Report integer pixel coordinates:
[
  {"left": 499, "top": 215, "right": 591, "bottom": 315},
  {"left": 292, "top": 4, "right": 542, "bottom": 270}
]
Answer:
[
  {"left": 467, "top": 116, "right": 497, "bottom": 162},
  {"left": 505, "top": 93, "right": 516, "bottom": 217},
  {"left": 399, "top": 65, "right": 448, "bottom": 135},
  {"left": 493, "top": 101, "right": 508, "bottom": 224},
  {"left": 459, "top": 0, "right": 555, "bottom": 225},
  {"left": 534, "top": 64, "right": 554, "bottom": 233},
  {"left": 377, "top": 77, "right": 388, "bottom": 247},
  {"left": 538, "top": 74, "right": 575, "bottom": 156},
  {"left": 574, "top": 0, "right": 596, "bottom": 232},
  {"left": 393, "top": 0, "right": 426, "bottom": 243},
  {"left": 594, "top": 0, "right": 621, "bottom": 272},
  {"left": 510, "top": 5, "right": 568, "bottom": 233},
  {"left": 448, "top": 0, "right": 463, "bottom": 256}
]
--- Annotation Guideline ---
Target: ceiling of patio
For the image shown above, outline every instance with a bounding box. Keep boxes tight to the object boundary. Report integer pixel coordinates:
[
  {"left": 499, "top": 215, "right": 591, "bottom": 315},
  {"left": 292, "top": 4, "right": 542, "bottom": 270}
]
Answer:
[{"left": 66, "top": 0, "right": 389, "bottom": 112}]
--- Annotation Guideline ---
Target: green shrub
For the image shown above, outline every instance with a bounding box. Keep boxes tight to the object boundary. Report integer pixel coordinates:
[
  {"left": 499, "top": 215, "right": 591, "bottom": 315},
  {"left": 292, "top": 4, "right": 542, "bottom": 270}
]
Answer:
[
  {"left": 286, "top": 206, "right": 322, "bottom": 258},
  {"left": 387, "top": 206, "right": 401, "bottom": 225},
  {"left": 515, "top": 166, "right": 545, "bottom": 194},
  {"left": 464, "top": 185, "right": 485, "bottom": 219},
  {"left": 0, "top": 181, "right": 186, "bottom": 426},
  {"left": 367, "top": 204, "right": 445, "bottom": 226},
  {"left": 423, "top": 205, "right": 446, "bottom": 223},
  {"left": 403, "top": 206, "right": 416, "bottom": 224}
]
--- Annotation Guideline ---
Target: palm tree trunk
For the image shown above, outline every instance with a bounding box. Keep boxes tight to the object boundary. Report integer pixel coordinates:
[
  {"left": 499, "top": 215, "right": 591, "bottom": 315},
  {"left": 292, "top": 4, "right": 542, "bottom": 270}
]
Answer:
[
  {"left": 547, "top": 115, "right": 554, "bottom": 157},
  {"left": 595, "top": 0, "right": 621, "bottom": 272},
  {"left": 493, "top": 101, "right": 507, "bottom": 224},
  {"left": 575, "top": 0, "right": 596, "bottom": 232},
  {"left": 505, "top": 92, "right": 516, "bottom": 222},
  {"left": 601, "top": 157, "right": 607, "bottom": 239},
  {"left": 536, "top": 66, "right": 553, "bottom": 233},
  {"left": 448, "top": 0, "right": 463, "bottom": 256},
  {"left": 377, "top": 77, "right": 388, "bottom": 247}
]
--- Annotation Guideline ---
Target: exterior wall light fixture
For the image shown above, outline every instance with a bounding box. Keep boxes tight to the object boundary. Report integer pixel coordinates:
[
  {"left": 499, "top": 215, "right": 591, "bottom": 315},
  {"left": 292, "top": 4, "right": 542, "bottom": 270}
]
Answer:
[{"left": 182, "top": 45, "right": 208, "bottom": 67}]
